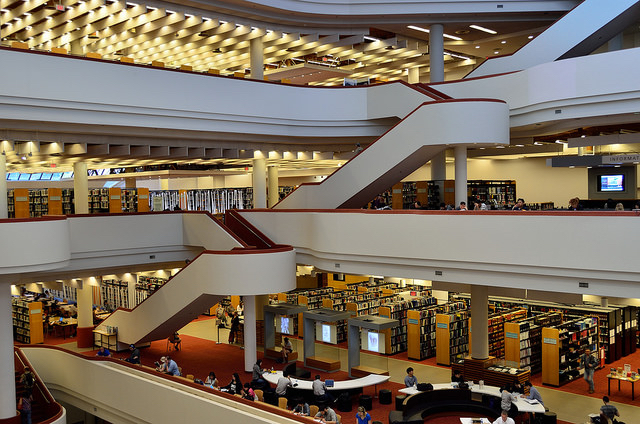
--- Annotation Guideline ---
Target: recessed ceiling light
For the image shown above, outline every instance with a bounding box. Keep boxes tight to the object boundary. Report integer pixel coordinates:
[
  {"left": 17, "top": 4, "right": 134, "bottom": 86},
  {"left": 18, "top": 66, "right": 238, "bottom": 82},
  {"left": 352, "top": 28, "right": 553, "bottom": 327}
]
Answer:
[
  {"left": 475, "top": 45, "right": 480, "bottom": 49},
  {"left": 515, "top": 144, "right": 524, "bottom": 147},
  {"left": 494, "top": 51, "right": 500, "bottom": 54},
  {"left": 470, "top": 24, "right": 497, "bottom": 34},
  {"left": 528, "top": 35, "right": 534, "bottom": 39},
  {"left": 501, "top": 40, "right": 506, "bottom": 44}
]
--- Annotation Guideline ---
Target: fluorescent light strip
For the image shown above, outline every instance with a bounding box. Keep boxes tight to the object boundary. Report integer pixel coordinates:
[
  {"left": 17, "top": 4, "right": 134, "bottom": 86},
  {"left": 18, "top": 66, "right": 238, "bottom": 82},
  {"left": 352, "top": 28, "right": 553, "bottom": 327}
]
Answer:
[
  {"left": 443, "top": 33, "right": 462, "bottom": 41},
  {"left": 408, "top": 25, "right": 461, "bottom": 40},
  {"left": 364, "top": 35, "right": 380, "bottom": 42},
  {"left": 408, "top": 25, "right": 429, "bottom": 33},
  {"left": 447, "top": 52, "right": 470, "bottom": 60},
  {"left": 470, "top": 24, "right": 497, "bottom": 34}
]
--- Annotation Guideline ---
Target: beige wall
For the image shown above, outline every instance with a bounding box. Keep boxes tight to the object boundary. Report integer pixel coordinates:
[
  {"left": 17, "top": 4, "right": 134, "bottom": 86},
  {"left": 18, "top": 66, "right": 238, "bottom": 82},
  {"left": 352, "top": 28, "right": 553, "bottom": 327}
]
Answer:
[{"left": 406, "top": 157, "right": 589, "bottom": 207}]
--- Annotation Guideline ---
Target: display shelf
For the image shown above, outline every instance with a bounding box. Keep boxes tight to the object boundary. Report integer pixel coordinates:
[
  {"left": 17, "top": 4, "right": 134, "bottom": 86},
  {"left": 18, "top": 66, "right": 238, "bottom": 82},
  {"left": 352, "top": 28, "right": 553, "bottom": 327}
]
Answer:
[
  {"left": 436, "top": 309, "right": 470, "bottom": 366},
  {"left": 12, "top": 300, "right": 43, "bottom": 344},
  {"left": 93, "top": 328, "right": 118, "bottom": 350},
  {"left": 379, "top": 296, "right": 436, "bottom": 355},
  {"left": 487, "top": 308, "right": 527, "bottom": 358}
]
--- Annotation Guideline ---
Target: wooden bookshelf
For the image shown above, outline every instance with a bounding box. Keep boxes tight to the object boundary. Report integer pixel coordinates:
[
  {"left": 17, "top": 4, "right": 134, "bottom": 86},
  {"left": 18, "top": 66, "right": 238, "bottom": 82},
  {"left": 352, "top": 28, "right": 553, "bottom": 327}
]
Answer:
[
  {"left": 541, "top": 327, "right": 560, "bottom": 386},
  {"left": 12, "top": 300, "right": 43, "bottom": 344},
  {"left": 14, "top": 188, "right": 30, "bottom": 218},
  {"left": 48, "top": 188, "right": 63, "bottom": 215}
]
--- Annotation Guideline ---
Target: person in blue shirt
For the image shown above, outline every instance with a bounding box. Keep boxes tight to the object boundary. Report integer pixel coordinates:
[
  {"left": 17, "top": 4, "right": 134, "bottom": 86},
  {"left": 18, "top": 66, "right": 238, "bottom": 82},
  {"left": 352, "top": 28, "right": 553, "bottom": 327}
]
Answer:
[
  {"left": 165, "top": 356, "right": 180, "bottom": 376},
  {"left": 356, "top": 406, "right": 371, "bottom": 424},
  {"left": 404, "top": 367, "right": 418, "bottom": 387},
  {"left": 95, "top": 346, "right": 111, "bottom": 357},
  {"left": 522, "top": 381, "right": 543, "bottom": 404}
]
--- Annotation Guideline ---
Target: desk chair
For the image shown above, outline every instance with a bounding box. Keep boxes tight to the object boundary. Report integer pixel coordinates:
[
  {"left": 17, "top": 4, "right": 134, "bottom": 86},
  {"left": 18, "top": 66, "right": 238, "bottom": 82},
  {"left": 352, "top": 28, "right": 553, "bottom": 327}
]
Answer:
[
  {"left": 336, "top": 413, "right": 342, "bottom": 423},
  {"left": 278, "top": 397, "right": 288, "bottom": 410},
  {"left": 186, "top": 374, "right": 194, "bottom": 381},
  {"left": 309, "top": 405, "right": 319, "bottom": 417},
  {"left": 254, "top": 389, "right": 264, "bottom": 402}
]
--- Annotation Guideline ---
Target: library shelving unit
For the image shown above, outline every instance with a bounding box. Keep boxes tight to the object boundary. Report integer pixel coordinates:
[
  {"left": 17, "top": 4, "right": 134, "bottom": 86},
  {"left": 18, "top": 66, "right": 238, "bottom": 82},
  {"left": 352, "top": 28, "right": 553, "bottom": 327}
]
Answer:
[
  {"left": 135, "top": 275, "right": 168, "bottom": 305},
  {"left": 62, "top": 189, "right": 74, "bottom": 214},
  {"left": 7, "top": 189, "right": 15, "bottom": 218},
  {"left": 29, "top": 189, "right": 49, "bottom": 217},
  {"left": 89, "top": 188, "right": 110, "bottom": 213},
  {"left": 487, "top": 309, "right": 527, "bottom": 358},
  {"left": 467, "top": 180, "right": 516, "bottom": 207},
  {"left": 436, "top": 309, "right": 470, "bottom": 366},
  {"left": 378, "top": 296, "right": 436, "bottom": 355},
  {"left": 504, "top": 312, "right": 563, "bottom": 373},
  {"left": 542, "top": 316, "right": 599, "bottom": 387},
  {"left": 427, "top": 180, "right": 455, "bottom": 208},
  {"left": 101, "top": 279, "right": 129, "bottom": 311},
  {"left": 12, "top": 300, "right": 44, "bottom": 344},
  {"left": 407, "top": 300, "right": 467, "bottom": 361}
]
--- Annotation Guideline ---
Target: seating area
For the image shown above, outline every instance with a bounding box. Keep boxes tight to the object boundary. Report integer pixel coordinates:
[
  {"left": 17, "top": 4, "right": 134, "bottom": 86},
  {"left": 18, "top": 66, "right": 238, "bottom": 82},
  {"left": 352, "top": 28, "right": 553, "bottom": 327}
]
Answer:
[
  {"left": 389, "top": 388, "right": 498, "bottom": 424},
  {"left": 306, "top": 356, "right": 341, "bottom": 372}
]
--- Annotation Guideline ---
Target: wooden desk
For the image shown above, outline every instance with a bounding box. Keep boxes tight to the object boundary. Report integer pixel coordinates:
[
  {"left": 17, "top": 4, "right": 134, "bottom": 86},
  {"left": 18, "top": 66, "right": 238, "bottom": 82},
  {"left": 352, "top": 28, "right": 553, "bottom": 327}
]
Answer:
[
  {"left": 50, "top": 318, "right": 78, "bottom": 339},
  {"left": 607, "top": 374, "right": 640, "bottom": 400}
]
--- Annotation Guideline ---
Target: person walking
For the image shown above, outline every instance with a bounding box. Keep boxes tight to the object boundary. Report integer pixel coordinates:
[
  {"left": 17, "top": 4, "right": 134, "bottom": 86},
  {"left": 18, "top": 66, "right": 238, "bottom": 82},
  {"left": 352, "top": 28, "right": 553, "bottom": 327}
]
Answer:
[{"left": 580, "top": 348, "right": 597, "bottom": 394}]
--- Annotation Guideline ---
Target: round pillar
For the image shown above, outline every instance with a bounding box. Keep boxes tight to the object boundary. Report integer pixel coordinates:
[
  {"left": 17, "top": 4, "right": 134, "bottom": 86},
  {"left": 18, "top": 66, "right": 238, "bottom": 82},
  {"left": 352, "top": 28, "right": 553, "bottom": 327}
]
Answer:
[
  {"left": 0, "top": 154, "right": 7, "bottom": 219},
  {"left": 73, "top": 162, "right": 89, "bottom": 214},
  {"left": 430, "top": 150, "right": 447, "bottom": 181},
  {"left": 267, "top": 165, "right": 279, "bottom": 208},
  {"left": 250, "top": 37, "right": 264, "bottom": 81},
  {"left": 252, "top": 156, "right": 267, "bottom": 208},
  {"left": 470, "top": 285, "right": 489, "bottom": 360},
  {"left": 76, "top": 279, "right": 94, "bottom": 348},
  {"left": 0, "top": 285, "right": 18, "bottom": 420},
  {"left": 243, "top": 295, "right": 257, "bottom": 372},
  {"left": 454, "top": 146, "right": 467, "bottom": 208},
  {"left": 429, "top": 24, "right": 445, "bottom": 83}
]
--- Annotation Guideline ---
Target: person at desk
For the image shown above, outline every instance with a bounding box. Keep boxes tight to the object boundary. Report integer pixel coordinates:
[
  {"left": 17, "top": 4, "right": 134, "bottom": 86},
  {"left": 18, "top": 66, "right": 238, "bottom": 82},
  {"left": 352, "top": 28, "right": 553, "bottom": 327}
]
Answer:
[
  {"left": 511, "top": 381, "right": 523, "bottom": 395},
  {"left": 96, "top": 346, "right": 112, "bottom": 357},
  {"left": 124, "top": 344, "right": 140, "bottom": 364},
  {"left": 292, "top": 398, "right": 310, "bottom": 416},
  {"left": 499, "top": 385, "right": 518, "bottom": 418},
  {"left": 315, "top": 404, "right": 339, "bottom": 423},
  {"left": 223, "top": 373, "right": 242, "bottom": 395},
  {"left": 355, "top": 406, "right": 371, "bottom": 424},
  {"left": 155, "top": 356, "right": 168, "bottom": 373},
  {"left": 522, "top": 381, "right": 543, "bottom": 405},
  {"left": 252, "top": 359, "right": 267, "bottom": 385},
  {"left": 275, "top": 370, "right": 293, "bottom": 399},
  {"left": 600, "top": 396, "right": 621, "bottom": 423},
  {"left": 312, "top": 374, "right": 334, "bottom": 402},
  {"left": 493, "top": 410, "right": 515, "bottom": 424},
  {"left": 512, "top": 198, "right": 529, "bottom": 211},
  {"left": 451, "top": 369, "right": 464, "bottom": 384},
  {"left": 205, "top": 371, "right": 219, "bottom": 389},
  {"left": 405, "top": 367, "right": 418, "bottom": 387}
]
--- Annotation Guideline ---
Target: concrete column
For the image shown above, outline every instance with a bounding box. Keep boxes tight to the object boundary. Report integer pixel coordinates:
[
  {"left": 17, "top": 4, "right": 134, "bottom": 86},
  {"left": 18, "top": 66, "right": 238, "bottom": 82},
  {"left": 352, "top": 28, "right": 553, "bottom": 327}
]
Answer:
[
  {"left": 70, "top": 39, "right": 83, "bottom": 55},
  {"left": 252, "top": 156, "right": 267, "bottom": 208},
  {"left": 407, "top": 67, "right": 420, "bottom": 84},
  {"left": 347, "top": 323, "right": 361, "bottom": 377},
  {"left": 76, "top": 279, "right": 94, "bottom": 348},
  {"left": 255, "top": 294, "right": 269, "bottom": 321},
  {"left": 303, "top": 315, "right": 316, "bottom": 366},
  {"left": 470, "top": 285, "right": 489, "bottom": 360},
  {"left": 0, "top": 154, "right": 7, "bottom": 219},
  {"left": 73, "top": 162, "right": 89, "bottom": 214},
  {"left": 0, "top": 284, "right": 17, "bottom": 420},
  {"left": 267, "top": 165, "right": 279, "bottom": 208},
  {"left": 250, "top": 37, "right": 264, "bottom": 81},
  {"left": 429, "top": 24, "right": 445, "bottom": 83},
  {"left": 608, "top": 33, "right": 623, "bottom": 51},
  {"left": 454, "top": 146, "right": 467, "bottom": 208},
  {"left": 244, "top": 295, "right": 257, "bottom": 372},
  {"left": 601, "top": 297, "right": 609, "bottom": 307},
  {"left": 431, "top": 150, "right": 447, "bottom": 181}
]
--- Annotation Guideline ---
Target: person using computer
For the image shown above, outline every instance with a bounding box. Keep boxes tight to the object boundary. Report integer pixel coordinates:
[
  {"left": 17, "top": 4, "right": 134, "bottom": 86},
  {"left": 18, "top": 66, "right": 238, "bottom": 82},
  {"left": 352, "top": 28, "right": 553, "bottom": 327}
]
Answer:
[{"left": 312, "top": 374, "right": 334, "bottom": 402}]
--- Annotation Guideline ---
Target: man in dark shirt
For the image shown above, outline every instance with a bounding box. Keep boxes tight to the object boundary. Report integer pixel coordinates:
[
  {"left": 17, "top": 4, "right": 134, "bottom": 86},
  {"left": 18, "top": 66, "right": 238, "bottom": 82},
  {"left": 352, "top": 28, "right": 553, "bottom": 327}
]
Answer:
[
  {"left": 600, "top": 396, "right": 620, "bottom": 422},
  {"left": 124, "top": 344, "right": 140, "bottom": 364}
]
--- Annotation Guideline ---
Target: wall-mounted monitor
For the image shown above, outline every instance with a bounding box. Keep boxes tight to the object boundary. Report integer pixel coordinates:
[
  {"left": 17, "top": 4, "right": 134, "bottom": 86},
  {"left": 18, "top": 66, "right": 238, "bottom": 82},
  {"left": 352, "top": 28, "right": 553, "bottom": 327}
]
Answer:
[
  {"left": 316, "top": 322, "right": 337, "bottom": 344},
  {"left": 598, "top": 174, "right": 624, "bottom": 192},
  {"left": 276, "top": 316, "right": 293, "bottom": 335},
  {"left": 360, "top": 329, "right": 386, "bottom": 354}
]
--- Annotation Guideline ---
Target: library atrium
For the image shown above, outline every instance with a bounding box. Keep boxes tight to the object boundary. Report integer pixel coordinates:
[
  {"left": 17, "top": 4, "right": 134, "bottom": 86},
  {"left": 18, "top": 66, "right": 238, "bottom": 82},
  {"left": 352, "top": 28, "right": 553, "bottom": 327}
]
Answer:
[{"left": 3, "top": 0, "right": 640, "bottom": 423}]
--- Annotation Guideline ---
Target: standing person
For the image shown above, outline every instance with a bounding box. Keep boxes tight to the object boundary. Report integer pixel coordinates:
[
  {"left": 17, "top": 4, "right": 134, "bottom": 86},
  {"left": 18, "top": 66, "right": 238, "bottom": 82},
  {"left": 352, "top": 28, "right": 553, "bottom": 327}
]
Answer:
[
  {"left": 228, "top": 312, "right": 240, "bottom": 344},
  {"left": 600, "top": 396, "right": 620, "bottom": 422},
  {"left": 580, "top": 348, "right": 597, "bottom": 394},
  {"left": 492, "top": 410, "right": 515, "bottom": 424},
  {"left": 281, "top": 337, "right": 293, "bottom": 362},
  {"left": 17, "top": 390, "right": 33, "bottom": 424},
  {"left": 404, "top": 367, "right": 418, "bottom": 387},
  {"left": 20, "top": 367, "right": 35, "bottom": 392},
  {"left": 355, "top": 406, "right": 371, "bottom": 424}
]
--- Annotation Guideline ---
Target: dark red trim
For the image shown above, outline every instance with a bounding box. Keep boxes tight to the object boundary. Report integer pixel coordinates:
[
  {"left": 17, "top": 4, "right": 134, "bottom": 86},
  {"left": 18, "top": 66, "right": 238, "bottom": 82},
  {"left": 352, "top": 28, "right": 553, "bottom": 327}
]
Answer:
[
  {"left": 76, "top": 326, "right": 95, "bottom": 348},
  {"left": 15, "top": 345, "right": 312, "bottom": 423},
  {"left": 224, "top": 209, "right": 277, "bottom": 248},
  {"left": 239, "top": 209, "right": 640, "bottom": 217},
  {"left": 0, "top": 216, "right": 67, "bottom": 224}
]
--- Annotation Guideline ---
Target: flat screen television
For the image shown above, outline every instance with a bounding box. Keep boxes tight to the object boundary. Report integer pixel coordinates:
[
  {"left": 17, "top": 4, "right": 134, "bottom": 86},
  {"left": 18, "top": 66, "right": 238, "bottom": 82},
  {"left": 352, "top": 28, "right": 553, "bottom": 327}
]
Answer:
[
  {"left": 277, "top": 316, "right": 293, "bottom": 335},
  {"left": 315, "top": 322, "right": 337, "bottom": 344},
  {"left": 360, "top": 329, "right": 385, "bottom": 353},
  {"left": 598, "top": 174, "right": 624, "bottom": 192}
]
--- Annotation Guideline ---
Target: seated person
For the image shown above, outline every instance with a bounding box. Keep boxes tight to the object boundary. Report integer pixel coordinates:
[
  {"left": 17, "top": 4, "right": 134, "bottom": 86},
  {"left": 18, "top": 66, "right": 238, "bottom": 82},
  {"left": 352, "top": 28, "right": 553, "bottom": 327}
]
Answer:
[
  {"left": 242, "top": 382, "right": 257, "bottom": 401},
  {"left": 493, "top": 410, "right": 515, "bottom": 424},
  {"left": 275, "top": 370, "right": 293, "bottom": 399},
  {"left": 292, "top": 398, "right": 310, "bottom": 416},
  {"left": 205, "top": 371, "right": 219, "bottom": 389},
  {"left": 281, "top": 337, "right": 293, "bottom": 362},
  {"left": 312, "top": 374, "right": 334, "bottom": 402},
  {"left": 404, "top": 367, "right": 418, "bottom": 387},
  {"left": 222, "top": 373, "right": 242, "bottom": 395},
  {"left": 315, "top": 404, "right": 339, "bottom": 424},
  {"left": 96, "top": 346, "right": 112, "bottom": 357},
  {"left": 451, "top": 369, "right": 464, "bottom": 384},
  {"left": 123, "top": 344, "right": 140, "bottom": 364},
  {"left": 155, "top": 356, "right": 168, "bottom": 373},
  {"left": 168, "top": 331, "right": 181, "bottom": 351},
  {"left": 600, "top": 396, "right": 620, "bottom": 423},
  {"left": 164, "top": 356, "right": 180, "bottom": 376}
]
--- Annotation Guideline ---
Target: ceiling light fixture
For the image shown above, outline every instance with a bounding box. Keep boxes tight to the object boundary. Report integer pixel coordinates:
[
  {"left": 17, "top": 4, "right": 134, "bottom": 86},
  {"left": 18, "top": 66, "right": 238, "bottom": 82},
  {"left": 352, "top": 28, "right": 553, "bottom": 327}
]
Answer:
[
  {"left": 407, "top": 25, "right": 429, "bottom": 33},
  {"left": 470, "top": 24, "right": 497, "bottom": 34},
  {"left": 364, "top": 35, "right": 380, "bottom": 42},
  {"left": 443, "top": 33, "right": 462, "bottom": 41}
]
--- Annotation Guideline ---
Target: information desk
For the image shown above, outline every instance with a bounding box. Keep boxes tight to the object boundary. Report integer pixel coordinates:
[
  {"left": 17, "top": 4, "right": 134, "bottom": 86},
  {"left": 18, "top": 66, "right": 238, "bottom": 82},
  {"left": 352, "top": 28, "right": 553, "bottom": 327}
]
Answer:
[
  {"left": 399, "top": 383, "right": 545, "bottom": 414},
  {"left": 263, "top": 370, "right": 389, "bottom": 392},
  {"left": 607, "top": 373, "right": 640, "bottom": 400}
]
